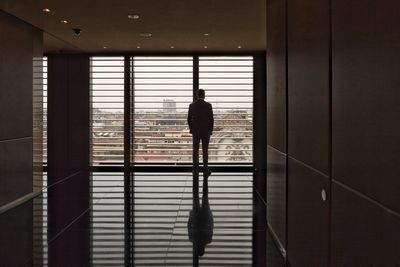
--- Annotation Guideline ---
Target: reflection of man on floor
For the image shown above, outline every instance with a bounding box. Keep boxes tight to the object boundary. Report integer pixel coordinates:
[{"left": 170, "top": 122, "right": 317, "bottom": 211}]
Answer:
[
  {"left": 187, "top": 89, "right": 214, "bottom": 178},
  {"left": 188, "top": 171, "right": 213, "bottom": 260}
]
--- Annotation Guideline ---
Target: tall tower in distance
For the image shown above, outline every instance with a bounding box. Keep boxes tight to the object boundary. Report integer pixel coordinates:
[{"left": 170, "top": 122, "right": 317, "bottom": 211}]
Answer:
[{"left": 163, "top": 99, "right": 176, "bottom": 114}]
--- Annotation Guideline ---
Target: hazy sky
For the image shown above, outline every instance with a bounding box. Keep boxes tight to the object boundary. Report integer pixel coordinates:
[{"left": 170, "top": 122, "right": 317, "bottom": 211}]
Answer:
[{"left": 91, "top": 56, "right": 253, "bottom": 113}]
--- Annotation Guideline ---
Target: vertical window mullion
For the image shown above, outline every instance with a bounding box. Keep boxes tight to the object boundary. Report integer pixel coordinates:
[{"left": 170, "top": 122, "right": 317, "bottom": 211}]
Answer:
[{"left": 123, "top": 56, "right": 131, "bottom": 267}]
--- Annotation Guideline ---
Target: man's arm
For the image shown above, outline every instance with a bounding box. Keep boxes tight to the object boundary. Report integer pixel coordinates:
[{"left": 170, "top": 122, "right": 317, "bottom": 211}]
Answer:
[
  {"left": 187, "top": 104, "right": 193, "bottom": 133},
  {"left": 210, "top": 103, "right": 214, "bottom": 135}
]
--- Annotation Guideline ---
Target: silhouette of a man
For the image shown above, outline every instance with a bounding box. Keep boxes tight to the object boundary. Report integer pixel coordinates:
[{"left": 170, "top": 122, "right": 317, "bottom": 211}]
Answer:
[{"left": 188, "top": 89, "right": 214, "bottom": 177}]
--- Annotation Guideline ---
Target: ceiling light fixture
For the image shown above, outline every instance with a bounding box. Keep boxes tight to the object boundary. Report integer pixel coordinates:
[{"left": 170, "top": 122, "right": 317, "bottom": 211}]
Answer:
[
  {"left": 140, "top": 32, "right": 152, "bottom": 38},
  {"left": 42, "top": 8, "right": 51, "bottom": 13},
  {"left": 61, "top": 20, "right": 68, "bottom": 24},
  {"left": 136, "top": 46, "right": 141, "bottom": 49},
  {"left": 238, "top": 45, "right": 242, "bottom": 49},
  {"left": 103, "top": 46, "right": 108, "bottom": 49},
  {"left": 204, "top": 45, "right": 208, "bottom": 49},
  {"left": 128, "top": 14, "right": 140, "bottom": 20},
  {"left": 203, "top": 33, "right": 209, "bottom": 36},
  {"left": 170, "top": 46, "right": 175, "bottom": 49}
]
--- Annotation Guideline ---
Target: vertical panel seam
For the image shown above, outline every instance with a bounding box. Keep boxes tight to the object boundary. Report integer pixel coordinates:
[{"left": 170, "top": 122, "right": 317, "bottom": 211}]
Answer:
[{"left": 328, "top": 0, "right": 333, "bottom": 266}]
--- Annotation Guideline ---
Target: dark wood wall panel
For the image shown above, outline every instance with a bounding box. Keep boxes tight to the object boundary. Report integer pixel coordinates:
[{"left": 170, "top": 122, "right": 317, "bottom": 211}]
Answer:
[
  {"left": 0, "top": 11, "right": 41, "bottom": 206},
  {"left": 287, "top": 158, "right": 329, "bottom": 266},
  {"left": 287, "top": 0, "right": 330, "bottom": 174},
  {"left": 0, "top": 201, "right": 33, "bottom": 266},
  {"left": 268, "top": 0, "right": 400, "bottom": 265},
  {"left": 332, "top": 181, "right": 400, "bottom": 266},
  {"left": 0, "top": 139, "right": 32, "bottom": 206},
  {"left": 266, "top": 0, "right": 288, "bottom": 260},
  {"left": 266, "top": 146, "right": 286, "bottom": 248},
  {"left": 332, "top": 0, "right": 400, "bottom": 213},
  {"left": 0, "top": 11, "right": 33, "bottom": 140},
  {"left": 0, "top": 10, "right": 42, "bottom": 266},
  {"left": 267, "top": 0, "right": 287, "bottom": 153},
  {"left": 285, "top": 0, "right": 331, "bottom": 265}
]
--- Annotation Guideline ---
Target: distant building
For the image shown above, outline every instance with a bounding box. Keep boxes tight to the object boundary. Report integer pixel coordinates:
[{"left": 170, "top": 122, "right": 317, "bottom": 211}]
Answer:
[{"left": 163, "top": 99, "right": 176, "bottom": 113}]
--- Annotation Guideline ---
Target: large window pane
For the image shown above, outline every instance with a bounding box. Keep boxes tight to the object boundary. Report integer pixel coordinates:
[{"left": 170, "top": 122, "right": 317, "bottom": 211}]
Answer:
[
  {"left": 91, "top": 57, "right": 125, "bottom": 165},
  {"left": 132, "top": 57, "right": 193, "bottom": 163},
  {"left": 199, "top": 56, "right": 253, "bottom": 163}
]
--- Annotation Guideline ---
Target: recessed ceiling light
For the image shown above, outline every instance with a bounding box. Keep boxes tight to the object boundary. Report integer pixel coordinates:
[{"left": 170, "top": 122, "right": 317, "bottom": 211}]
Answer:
[
  {"left": 170, "top": 46, "right": 175, "bottom": 49},
  {"left": 136, "top": 46, "right": 141, "bottom": 49},
  {"left": 203, "top": 33, "right": 209, "bottom": 36},
  {"left": 103, "top": 46, "right": 108, "bottom": 49},
  {"left": 238, "top": 45, "right": 242, "bottom": 49},
  {"left": 128, "top": 14, "right": 140, "bottom": 20},
  {"left": 140, "top": 32, "right": 152, "bottom": 38},
  {"left": 61, "top": 20, "right": 68, "bottom": 24},
  {"left": 42, "top": 8, "right": 51, "bottom": 13},
  {"left": 204, "top": 45, "right": 208, "bottom": 49}
]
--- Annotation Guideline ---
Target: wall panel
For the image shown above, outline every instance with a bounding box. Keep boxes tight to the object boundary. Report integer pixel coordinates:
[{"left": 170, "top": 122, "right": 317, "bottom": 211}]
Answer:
[
  {"left": 332, "top": 181, "right": 400, "bottom": 266},
  {"left": 267, "top": 0, "right": 287, "bottom": 153},
  {"left": 332, "top": 0, "right": 400, "bottom": 213},
  {"left": 287, "top": 158, "right": 329, "bottom": 266},
  {"left": 287, "top": 0, "right": 330, "bottom": 174},
  {"left": 266, "top": 0, "right": 288, "bottom": 261}
]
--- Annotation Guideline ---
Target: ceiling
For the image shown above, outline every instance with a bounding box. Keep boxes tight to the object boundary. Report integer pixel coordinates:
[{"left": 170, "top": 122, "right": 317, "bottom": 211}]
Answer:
[{"left": 0, "top": 0, "right": 266, "bottom": 53}]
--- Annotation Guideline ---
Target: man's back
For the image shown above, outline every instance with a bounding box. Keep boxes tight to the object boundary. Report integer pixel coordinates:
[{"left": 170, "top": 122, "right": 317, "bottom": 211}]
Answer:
[{"left": 188, "top": 99, "right": 214, "bottom": 137}]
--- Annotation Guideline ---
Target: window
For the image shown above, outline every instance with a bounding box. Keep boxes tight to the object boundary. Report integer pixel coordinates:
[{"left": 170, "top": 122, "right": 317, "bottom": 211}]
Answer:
[
  {"left": 199, "top": 56, "right": 253, "bottom": 163},
  {"left": 90, "top": 57, "right": 125, "bottom": 165},
  {"left": 33, "top": 56, "right": 48, "bottom": 266},
  {"left": 90, "top": 56, "right": 253, "bottom": 165},
  {"left": 132, "top": 57, "right": 193, "bottom": 163}
]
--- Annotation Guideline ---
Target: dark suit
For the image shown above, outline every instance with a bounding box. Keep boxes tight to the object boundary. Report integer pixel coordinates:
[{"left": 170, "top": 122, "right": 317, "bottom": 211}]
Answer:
[{"left": 187, "top": 99, "right": 214, "bottom": 171}]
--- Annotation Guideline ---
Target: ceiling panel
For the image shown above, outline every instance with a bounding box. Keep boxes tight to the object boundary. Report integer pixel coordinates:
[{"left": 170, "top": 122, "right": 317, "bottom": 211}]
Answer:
[{"left": 1, "top": 0, "right": 266, "bottom": 53}]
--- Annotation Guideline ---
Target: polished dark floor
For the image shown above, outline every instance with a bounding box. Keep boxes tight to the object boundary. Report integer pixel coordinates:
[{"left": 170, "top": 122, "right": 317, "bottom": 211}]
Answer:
[
  {"left": 91, "top": 172, "right": 253, "bottom": 266},
  {"left": 30, "top": 173, "right": 254, "bottom": 266},
  {"left": 1, "top": 172, "right": 284, "bottom": 267}
]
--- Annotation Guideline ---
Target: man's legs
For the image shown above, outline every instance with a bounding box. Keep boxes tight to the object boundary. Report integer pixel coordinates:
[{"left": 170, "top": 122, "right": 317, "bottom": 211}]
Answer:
[
  {"left": 201, "top": 135, "right": 211, "bottom": 177},
  {"left": 192, "top": 135, "right": 200, "bottom": 173}
]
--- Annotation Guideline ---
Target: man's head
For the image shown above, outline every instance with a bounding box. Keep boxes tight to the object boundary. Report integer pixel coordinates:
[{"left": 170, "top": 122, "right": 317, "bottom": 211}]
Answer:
[{"left": 197, "top": 89, "right": 205, "bottom": 99}]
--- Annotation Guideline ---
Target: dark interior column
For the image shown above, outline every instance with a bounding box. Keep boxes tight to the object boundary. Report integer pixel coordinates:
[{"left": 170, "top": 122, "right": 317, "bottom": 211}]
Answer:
[
  {"left": 253, "top": 54, "right": 267, "bottom": 267},
  {"left": 47, "top": 54, "right": 90, "bottom": 267}
]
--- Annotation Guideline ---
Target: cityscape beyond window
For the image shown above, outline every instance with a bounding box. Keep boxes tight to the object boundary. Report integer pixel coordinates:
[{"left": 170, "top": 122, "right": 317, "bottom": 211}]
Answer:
[{"left": 90, "top": 56, "right": 253, "bottom": 165}]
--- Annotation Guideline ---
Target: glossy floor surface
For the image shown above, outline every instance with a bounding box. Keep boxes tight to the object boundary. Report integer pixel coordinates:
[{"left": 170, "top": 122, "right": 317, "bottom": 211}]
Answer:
[
  {"left": 1, "top": 172, "right": 264, "bottom": 267},
  {"left": 93, "top": 172, "right": 253, "bottom": 266}
]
